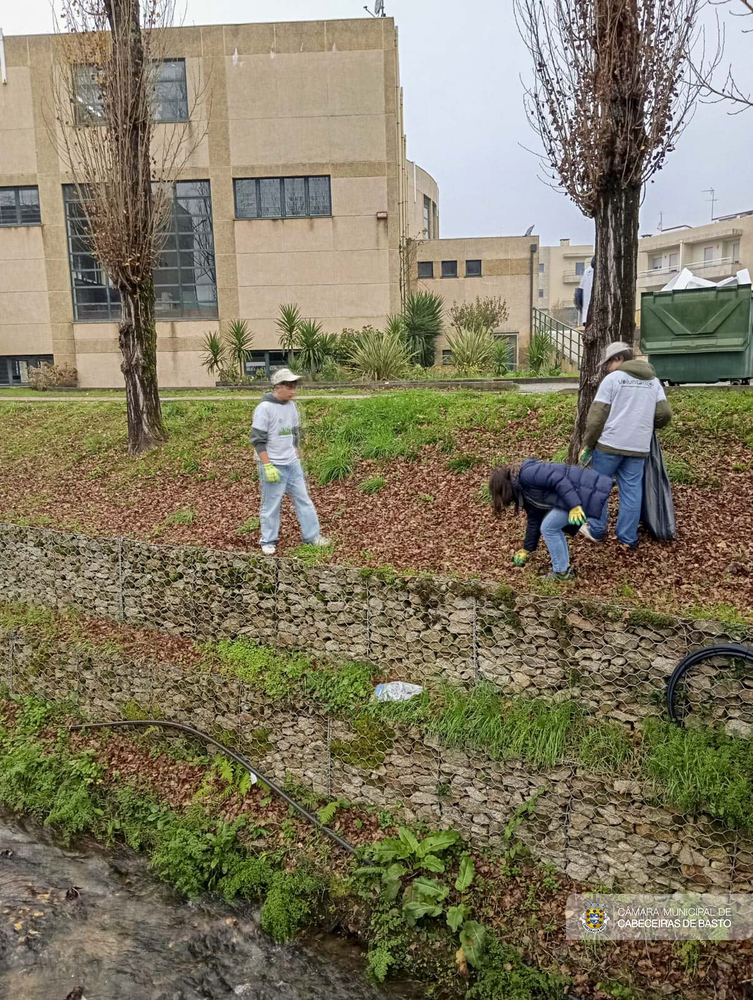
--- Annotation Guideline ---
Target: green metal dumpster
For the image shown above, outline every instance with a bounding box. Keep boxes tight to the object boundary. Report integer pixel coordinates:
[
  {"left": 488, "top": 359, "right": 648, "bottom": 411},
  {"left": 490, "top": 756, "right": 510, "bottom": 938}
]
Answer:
[{"left": 640, "top": 283, "right": 753, "bottom": 384}]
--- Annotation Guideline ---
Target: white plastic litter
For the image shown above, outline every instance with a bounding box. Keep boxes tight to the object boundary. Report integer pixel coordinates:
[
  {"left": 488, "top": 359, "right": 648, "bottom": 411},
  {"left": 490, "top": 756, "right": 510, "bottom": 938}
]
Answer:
[
  {"left": 373, "top": 682, "right": 424, "bottom": 702},
  {"left": 663, "top": 267, "right": 752, "bottom": 292}
]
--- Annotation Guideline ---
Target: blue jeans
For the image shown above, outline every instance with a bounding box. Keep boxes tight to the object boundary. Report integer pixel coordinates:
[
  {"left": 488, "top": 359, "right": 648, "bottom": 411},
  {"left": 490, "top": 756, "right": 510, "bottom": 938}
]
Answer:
[
  {"left": 541, "top": 508, "right": 572, "bottom": 574},
  {"left": 589, "top": 450, "right": 646, "bottom": 547},
  {"left": 258, "top": 459, "right": 320, "bottom": 547}
]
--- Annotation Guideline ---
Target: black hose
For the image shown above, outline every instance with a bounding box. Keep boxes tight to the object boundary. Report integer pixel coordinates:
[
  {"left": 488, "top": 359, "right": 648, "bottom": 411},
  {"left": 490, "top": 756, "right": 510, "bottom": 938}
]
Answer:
[
  {"left": 69, "top": 719, "right": 356, "bottom": 855},
  {"left": 666, "top": 644, "right": 753, "bottom": 726}
]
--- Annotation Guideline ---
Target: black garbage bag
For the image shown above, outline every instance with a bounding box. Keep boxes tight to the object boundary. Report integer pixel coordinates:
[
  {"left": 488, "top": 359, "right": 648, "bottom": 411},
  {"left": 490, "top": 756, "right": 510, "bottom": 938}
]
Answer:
[{"left": 641, "top": 434, "right": 676, "bottom": 541}]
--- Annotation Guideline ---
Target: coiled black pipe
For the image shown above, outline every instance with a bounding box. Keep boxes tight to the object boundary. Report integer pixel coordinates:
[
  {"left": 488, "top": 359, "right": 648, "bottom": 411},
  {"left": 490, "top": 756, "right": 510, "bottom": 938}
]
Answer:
[
  {"left": 666, "top": 643, "right": 753, "bottom": 726},
  {"left": 69, "top": 719, "right": 356, "bottom": 855}
]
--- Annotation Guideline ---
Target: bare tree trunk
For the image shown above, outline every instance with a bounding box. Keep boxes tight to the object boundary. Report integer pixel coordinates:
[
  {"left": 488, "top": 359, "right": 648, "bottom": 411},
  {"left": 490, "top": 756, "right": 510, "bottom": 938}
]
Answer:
[
  {"left": 119, "top": 282, "right": 166, "bottom": 455},
  {"left": 568, "top": 181, "right": 641, "bottom": 461}
]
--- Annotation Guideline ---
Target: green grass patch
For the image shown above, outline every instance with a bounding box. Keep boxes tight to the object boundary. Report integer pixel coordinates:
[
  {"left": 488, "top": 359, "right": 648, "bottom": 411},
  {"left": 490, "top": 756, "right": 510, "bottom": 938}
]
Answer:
[
  {"left": 237, "top": 517, "right": 260, "bottom": 536},
  {"left": 359, "top": 475, "right": 387, "bottom": 494},
  {"left": 162, "top": 508, "right": 196, "bottom": 527},
  {"left": 290, "top": 542, "right": 335, "bottom": 567},
  {"left": 446, "top": 454, "right": 483, "bottom": 474},
  {"left": 643, "top": 719, "right": 753, "bottom": 831}
]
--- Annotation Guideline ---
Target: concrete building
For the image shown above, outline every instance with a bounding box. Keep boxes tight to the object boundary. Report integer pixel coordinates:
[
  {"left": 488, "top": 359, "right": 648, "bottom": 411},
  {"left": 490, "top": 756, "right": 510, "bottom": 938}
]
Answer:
[
  {"left": 416, "top": 237, "right": 538, "bottom": 367},
  {"left": 0, "top": 17, "right": 533, "bottom": 387},
  {"left": 538, "top": 239, "right": 594, "bottom": 326},
  {"left": 637, "top": 210, "right": 752, "bottom": 294}
]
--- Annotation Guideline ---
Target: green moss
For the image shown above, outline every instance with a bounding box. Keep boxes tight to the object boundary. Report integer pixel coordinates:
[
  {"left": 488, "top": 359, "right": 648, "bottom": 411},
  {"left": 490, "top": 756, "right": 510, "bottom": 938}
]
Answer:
[
  {"left": 121, "top": 699, "right": 164, "bottom": 721},
  {"left": 331, "top": 716, "right": 395, "bottom": 770},
  {"left": 493, "top": 583, "right": 516, "bottom": 610},
  {"left": 626, "top": 608, "right": 675, "bottom": 629}
]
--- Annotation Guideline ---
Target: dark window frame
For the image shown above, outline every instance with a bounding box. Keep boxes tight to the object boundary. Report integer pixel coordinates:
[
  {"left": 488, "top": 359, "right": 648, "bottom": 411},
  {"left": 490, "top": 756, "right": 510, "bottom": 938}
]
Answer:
[
  {"left": 63, "top": 180, "right": 218, "bottom": 323},
  {"left": 441, "top": 260, "right": 458, "bottom": 279},
  {"left": 417, "top": 261, "right": 434, "bottom": 279},
  {"left": 465, "top": 259, "right": 482, "bottom": 277},
  {"left": 0, "top": 186, "right": 41, "bottom": 227},
  {"left": 73, "top": 59, "right": 189, "bottom": 126},
  {"left": 234, "top": 176, "right": 332, "bottom": 220}
]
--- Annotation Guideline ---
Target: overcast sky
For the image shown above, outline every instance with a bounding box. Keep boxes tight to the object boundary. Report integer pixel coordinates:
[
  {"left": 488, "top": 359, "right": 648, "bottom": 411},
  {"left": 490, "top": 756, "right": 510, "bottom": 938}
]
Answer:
[{"left": 4, "top": 0, "right": 752, "bottom": 245}]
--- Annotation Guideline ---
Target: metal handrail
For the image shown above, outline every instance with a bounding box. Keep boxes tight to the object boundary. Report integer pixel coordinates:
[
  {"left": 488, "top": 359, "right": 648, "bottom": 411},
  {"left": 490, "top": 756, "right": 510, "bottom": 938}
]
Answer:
[{"left": 532, "top": 307, "right": 582, "bottom": 368}]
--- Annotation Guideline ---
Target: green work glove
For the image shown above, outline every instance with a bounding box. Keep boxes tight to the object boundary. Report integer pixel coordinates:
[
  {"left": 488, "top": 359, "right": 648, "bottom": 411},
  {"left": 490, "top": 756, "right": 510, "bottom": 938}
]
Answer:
[
  {"left": 568, "top": 505, "right": 587, "bottom": 526},
  {"left": 513, "top": 549, "right": 530, "bottom": 567},
  {"left": 263, "top": 463, "right": 281, "bottom": 484},
  {"left": 579, "top": 446, "right": 593, "bottom": 467}
]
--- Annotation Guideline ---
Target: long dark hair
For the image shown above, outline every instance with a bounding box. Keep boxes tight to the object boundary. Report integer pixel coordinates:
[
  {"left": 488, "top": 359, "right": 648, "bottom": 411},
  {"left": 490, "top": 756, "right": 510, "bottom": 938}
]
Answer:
[{"left": 489, "top": 466, "right": 517, "bottom": 515}]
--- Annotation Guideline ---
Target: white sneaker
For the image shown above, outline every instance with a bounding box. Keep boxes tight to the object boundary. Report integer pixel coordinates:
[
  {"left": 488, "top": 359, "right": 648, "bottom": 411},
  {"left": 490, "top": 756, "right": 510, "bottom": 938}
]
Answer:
[
  {"left": 311, "top": 536, "right": 330, "bottom": 547},
  {"left": 261, "top": 544, "right": 276, "bottom": 556},
  {"left": 579, "top": 523, "right": 602, "bottom": 543}
]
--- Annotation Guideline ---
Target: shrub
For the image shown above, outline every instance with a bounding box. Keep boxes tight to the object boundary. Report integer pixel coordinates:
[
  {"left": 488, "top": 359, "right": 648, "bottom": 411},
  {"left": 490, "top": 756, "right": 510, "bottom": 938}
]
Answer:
[
  {"left": 276, "top": 303, "right": 302, "bottom": 356},
  {"left": 296, "top": 319, "right": 327, "bottom": 377},
  {"left": 349, "top": 329, "right": 412, "bottom": 382},
  {"left": 526, "top": 330, "right": 554, "bottom": 373},
  {"left": 448, "top": 295, "right": 509, "bottom": 335},
  {"left": 445, "top": 328, "right": 495, "bottom": 374},
  {"left": 492, "top": 338, "right": 515, "bottom": 375},
  {"left": 360, "top": 476, "right": 386, "bottom": 494},
  {"left": 224, "top": 320, "right": 254, "bottom": 378},
  {"left": 27, "top": 362, "right": 78, "bottom": 391},
  {"left": 402, "top": 292, "right": 444, "bottom": 367},
  {"left": 201, "top": 332, "right": 227, "bottom": 375}
]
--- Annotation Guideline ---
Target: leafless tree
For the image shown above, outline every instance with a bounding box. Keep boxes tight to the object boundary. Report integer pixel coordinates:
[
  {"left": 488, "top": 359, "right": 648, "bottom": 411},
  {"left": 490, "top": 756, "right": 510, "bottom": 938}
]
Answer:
[
  {"left": 52, "top": 0, "right": 205, "bottom": 455},
  {"left": 515, "top": 0, "right": 706, "bottom": 459},
  {"left": 701, "top": 1, "right": 753, "bottom": 111}
]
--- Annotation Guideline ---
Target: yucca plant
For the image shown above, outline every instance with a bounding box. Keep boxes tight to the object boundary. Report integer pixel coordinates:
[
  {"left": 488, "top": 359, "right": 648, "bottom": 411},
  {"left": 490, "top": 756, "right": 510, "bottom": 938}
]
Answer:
[
  {"left": 224, "top": 320, "right": 254, "bottom": 377},
  {"left": 295, "top": 319, "right": 326, "bottom": 378},
  {"left": 526, "top": 330, "right": 554, "bottom": 374},
  {"left": 402, "top": 292, "right": 444, "bottom": 368},
  {"left": 492, "top": 338, "right": 515, "bottom": 375},
  {"left": 349, "top": 329, "right": 411, "bottom": 382},
  {"left": 445, "top": 327, "right": 495, "bottom": 374},
  {"left": 201, "top": 331, "right": 227, "bottom": 376},
  {"left": 276, "top": 303, "right": 302, "bottom": 359}
]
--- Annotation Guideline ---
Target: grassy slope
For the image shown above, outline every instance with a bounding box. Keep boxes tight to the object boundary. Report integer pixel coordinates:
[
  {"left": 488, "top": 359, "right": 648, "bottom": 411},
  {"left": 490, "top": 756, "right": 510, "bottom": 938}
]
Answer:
[{"left": 0, "top": 389, "right": 751, "bottom": 617}]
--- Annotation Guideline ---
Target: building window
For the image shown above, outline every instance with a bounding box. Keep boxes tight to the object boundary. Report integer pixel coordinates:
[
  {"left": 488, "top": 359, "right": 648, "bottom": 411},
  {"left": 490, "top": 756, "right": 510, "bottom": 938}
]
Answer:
[
  {"left": 244, "top": 350, "right": 287, "bottom": 378},
  {"left": 575, "top": 261, "right": 586, "bottom": 276},
  {"left": 64, "top": 180, "right": 217, "bottom": 322},
  {"left": 465, "top": 259, "right": 482, "bottom": 277},
  {"left": 538, "top": 288, "right": 544, "bottom": 298},
  {"left": 732, "top": 240, "right": 741, "bottom": 261},
  {"left": 539, "top": 262, "right": 545, "bottom": 273},
  {"left": 234, "top": 176, "right": 332, "bottom": 220},
  {"left": 650, "top": 254, "right": 663, "bottom": 271},
  {"left": 669, "top": 252, "right": 679, "bottom": 270},
  {"left": 74, "top": 60, "right": 188, "bottom": 125},
  {"left": 0, "top": 355, "right": 54, "bottom": 386},
  {"left": 0, "top": 186, "right": 41, "bottom": 226},
  {"left": 417, "top": 261, "right": 434, "bottom": 279},
  {"left": 704, "top": 246, "right": 715, "bottom": 264},
  {"left": 441, "top": 260, "right": 458, "bottom": 279},
  {"left": 423, "top": 195, "right": 432, "bottom": 239},
  {"left": 154, "top": 60, "right": 189, "bottom": 121},
  {"left": 432, "top": 202, "right": 438, "bottom": 239}
]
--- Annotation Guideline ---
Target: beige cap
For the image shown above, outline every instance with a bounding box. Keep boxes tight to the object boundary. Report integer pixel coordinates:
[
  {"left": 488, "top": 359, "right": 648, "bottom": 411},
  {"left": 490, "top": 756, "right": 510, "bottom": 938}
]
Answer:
[
  {"left": 271, "top": 368, "right": 302, "bottom": 385},
  {"left": 602, "top": 341, "right": 632, "bottom": 365}
]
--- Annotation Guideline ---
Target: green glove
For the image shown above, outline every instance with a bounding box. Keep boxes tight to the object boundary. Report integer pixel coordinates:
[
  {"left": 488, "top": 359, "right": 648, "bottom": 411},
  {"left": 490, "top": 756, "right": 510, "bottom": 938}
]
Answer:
[
  {"left": 568, "top": 505, "right": 587, "bottom": 526},
  {"left": 513, "top": 549, "right": 530, "bottom": 567},
  {"left": 263, "top": 463, "right": 281, "bottom": 484},
  {"left": 579, "top": 447, "right": 593, "bottom": 467}
]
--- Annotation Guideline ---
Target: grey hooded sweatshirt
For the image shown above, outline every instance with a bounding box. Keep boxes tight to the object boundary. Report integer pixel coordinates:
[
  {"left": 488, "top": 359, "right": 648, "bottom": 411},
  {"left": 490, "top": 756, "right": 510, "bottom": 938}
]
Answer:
[
  {"left": 251, "top": 392, "right": 301, "bottom": 466},
  {"left": 583, "top": 360, "right": 672, "bottom": 457}
]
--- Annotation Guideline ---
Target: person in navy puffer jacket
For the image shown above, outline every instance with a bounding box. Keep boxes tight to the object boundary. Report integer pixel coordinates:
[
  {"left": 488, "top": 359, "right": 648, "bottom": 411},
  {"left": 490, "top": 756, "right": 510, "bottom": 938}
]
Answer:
[{"left": 489, "top": 459, "right": 614, "bottom": 580}]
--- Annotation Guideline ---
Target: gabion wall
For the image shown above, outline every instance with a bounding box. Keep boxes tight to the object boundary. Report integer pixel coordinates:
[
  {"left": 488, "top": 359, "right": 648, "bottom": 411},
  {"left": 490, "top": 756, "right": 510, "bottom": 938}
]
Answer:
[{"left": 2, "top": 522, "right": 753, "bottom": 892}]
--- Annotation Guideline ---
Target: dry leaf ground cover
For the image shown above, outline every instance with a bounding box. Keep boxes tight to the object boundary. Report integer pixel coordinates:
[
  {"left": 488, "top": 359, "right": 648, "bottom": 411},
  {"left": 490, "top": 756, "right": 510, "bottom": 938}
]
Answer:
[{"left": 0, "top": 389, "right": 751, "bottom": 619}]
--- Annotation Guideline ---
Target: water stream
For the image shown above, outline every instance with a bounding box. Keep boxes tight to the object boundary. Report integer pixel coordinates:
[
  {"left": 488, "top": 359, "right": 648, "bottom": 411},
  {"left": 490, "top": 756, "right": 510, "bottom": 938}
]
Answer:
[{"left": 0, "top": 811, "right": 417, "bottom": 1000}]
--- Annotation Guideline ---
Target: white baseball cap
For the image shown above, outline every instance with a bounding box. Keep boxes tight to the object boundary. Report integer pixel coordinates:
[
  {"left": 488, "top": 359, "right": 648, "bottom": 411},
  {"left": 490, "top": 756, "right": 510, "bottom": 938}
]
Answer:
[
  {"left": 271, "top": 368, "right": 302, "bottom": 385},
  {"left": 602, "top": 341, "right": 632, "bottom": 365}
]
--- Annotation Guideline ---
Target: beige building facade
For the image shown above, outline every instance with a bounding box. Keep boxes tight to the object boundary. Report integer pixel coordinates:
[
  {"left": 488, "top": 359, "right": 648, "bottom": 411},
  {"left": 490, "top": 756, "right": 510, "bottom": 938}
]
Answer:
[
  {"left": 0, "top": 17, "right": 536, "bottom": 387},
  {"left": 538, "top": 239, "right": 594, "bottom": 326},
  {"left": 416, "top": 237, "right": 538, "bottom": 366}
]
